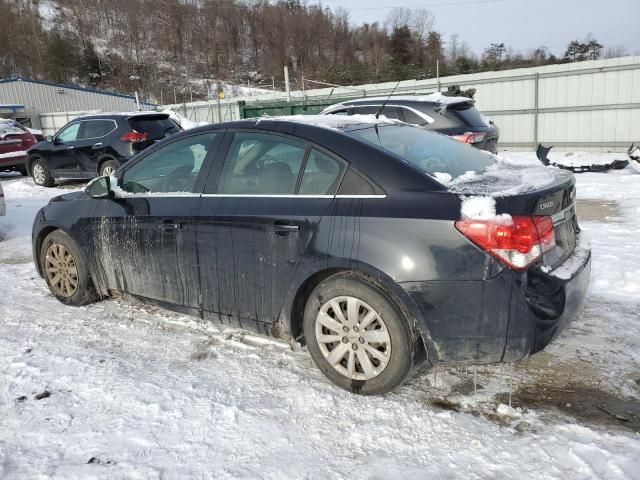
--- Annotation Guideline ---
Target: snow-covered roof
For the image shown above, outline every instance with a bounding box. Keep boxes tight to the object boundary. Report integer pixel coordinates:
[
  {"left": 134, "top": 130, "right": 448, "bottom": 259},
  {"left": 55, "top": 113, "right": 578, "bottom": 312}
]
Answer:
[
  {"left": 254, "top": 114, "right": 400, "bottom": 131},
  {"left": 343, "top": 92, "right": 473, "bottom": 105}
]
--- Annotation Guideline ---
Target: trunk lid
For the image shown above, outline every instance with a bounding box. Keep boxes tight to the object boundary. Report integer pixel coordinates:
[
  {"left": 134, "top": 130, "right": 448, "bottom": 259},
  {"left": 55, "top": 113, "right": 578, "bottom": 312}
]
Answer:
[{"left": 450, "top": 165, "right": 578, "bottom": 268}]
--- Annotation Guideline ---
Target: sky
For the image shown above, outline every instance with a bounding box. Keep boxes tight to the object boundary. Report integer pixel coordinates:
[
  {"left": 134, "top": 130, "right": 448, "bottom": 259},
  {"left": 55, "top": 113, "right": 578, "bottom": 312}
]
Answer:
[{"left": 317, "top": 0, "right": 640, "bottom": 57}]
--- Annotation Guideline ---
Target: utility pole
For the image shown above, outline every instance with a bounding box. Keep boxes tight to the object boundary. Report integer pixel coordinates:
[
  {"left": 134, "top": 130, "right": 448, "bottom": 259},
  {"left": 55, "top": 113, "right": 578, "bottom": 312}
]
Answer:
[
  {"left": 436, "top": 59, "right": 441, "bottom": 92},
  {"left": 284, "top": 66, "right": 291, "bottom": 102}
]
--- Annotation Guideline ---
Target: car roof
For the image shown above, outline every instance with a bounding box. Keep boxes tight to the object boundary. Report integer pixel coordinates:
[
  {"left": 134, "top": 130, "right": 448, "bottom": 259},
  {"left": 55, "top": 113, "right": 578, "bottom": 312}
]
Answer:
[{"left": 75, "top": 112, "right": 171, "bottom": 121}]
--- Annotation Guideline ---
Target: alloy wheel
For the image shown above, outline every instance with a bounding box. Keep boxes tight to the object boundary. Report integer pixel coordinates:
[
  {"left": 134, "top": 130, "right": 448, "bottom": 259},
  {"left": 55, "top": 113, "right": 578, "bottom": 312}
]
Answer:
[
  {"left": 102, "top": 165, "right": 116, "bottom": 176},
  {"left": 315, "top": 296, "right": 391, "bottom": 381},
  {"left": 45, "top": 243, "right": 79, "bottom": 297},
  {"left": 33, "top": 163, "right": 46, "bottom": 185}
]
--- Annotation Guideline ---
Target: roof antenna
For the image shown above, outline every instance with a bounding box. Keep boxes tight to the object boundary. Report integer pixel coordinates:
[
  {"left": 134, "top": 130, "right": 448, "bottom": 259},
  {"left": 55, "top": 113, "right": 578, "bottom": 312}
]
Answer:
[{"left": 375, "top": 81, "right": 402, "bottom": 120}]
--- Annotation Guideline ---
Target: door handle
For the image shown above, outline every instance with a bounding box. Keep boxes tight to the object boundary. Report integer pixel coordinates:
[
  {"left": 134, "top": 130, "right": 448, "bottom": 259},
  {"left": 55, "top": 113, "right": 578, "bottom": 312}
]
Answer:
[
  {"left": 66, "top": 146, "right": 74, "bottom": 150},
  {"left": 158, "top": 221, "right": 182, "bottom": 232},
  {"left": 273, "top": 221, "right": 299, "bottom": 235}
]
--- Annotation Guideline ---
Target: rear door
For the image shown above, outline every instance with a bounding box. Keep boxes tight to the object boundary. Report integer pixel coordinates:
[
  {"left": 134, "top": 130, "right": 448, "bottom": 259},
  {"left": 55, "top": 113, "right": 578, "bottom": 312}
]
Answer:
[
  {"left": 196, "top": 130, "right": 346, "bottom": 330},
  {"left": 75, "top": 119, "right": 118, "bottom": 174},
  {"left": 88, "top": 131, "right": 221, "bottom": 307}
]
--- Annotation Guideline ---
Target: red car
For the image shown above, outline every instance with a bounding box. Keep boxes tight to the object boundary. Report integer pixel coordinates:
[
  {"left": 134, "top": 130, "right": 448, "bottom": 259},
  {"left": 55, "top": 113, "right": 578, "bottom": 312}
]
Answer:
[{"left": 0, "top": 119, "right": 38, "bottom": 175}]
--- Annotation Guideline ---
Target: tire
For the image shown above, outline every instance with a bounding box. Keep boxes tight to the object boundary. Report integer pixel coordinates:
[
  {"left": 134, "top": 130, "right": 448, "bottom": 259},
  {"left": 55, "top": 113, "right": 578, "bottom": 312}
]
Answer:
[
  {"left": 31, "top": 158, "right": 55, "bottom": 187},
  {"left": 99, "top": 159, "right": 119, "bottom": 177},
  {"left": 39, "top": 230, "right": 98, "bottom": 306},
  {"left": 303, "top": 272, "right": 414, "bottom": 395}
]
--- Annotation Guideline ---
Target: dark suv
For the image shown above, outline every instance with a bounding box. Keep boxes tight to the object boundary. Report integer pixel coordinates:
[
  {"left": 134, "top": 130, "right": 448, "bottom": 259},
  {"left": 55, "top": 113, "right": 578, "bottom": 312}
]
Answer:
[
  {"left": 321, "top": 94, "right": 499, "bottom": 153},
  {"left": 27, "top": 112, "right": 181, "bottom": 187}
]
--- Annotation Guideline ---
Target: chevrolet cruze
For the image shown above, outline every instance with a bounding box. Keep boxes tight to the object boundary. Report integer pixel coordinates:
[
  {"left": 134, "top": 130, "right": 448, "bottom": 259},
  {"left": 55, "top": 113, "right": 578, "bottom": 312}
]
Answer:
[{"left": 32, "top": 116, "right": 590, "bottom": 394}]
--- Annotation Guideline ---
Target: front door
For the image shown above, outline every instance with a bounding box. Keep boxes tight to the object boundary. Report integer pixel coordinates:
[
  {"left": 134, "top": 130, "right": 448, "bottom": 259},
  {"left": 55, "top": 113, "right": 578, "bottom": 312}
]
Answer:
[
  {"left": 49, "top": 121, "right": 81, "bottom": 174},
  {"left": 87, "top": 131, "right": 221, "bottom": 307},
  {"left": 196, "top": 131, "right": 345, "bottom": 330}
]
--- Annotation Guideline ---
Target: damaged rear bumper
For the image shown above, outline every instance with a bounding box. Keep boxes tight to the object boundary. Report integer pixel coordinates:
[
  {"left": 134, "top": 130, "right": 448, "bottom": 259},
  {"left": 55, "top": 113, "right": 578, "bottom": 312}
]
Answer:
[{"left": 401, "top": 245, "right": 591, "bottom": 366}]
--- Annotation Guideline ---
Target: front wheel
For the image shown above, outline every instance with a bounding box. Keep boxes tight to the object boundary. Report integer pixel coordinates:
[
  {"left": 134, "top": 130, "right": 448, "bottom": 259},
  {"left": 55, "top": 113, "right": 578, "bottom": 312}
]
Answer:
[
  {"left": 39, "top": 230, "right": 98, "bottom": 306},
  {"left": 303, "top": 273, "right": 414, "bottom": 395},
  {"left": 31, "top": 158, "right": 55, "bottom": 187}
]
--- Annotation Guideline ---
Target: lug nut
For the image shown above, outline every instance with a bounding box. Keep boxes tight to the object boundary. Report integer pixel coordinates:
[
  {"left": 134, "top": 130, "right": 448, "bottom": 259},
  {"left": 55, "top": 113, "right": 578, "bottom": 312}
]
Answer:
[
  {"left": 343, "top": 326, "right": 349, "bottom": 332},
  {"left": 352, "top": 343, "right": 358, "bottom": 350},
  {"left": 342, "top": 337, "right": 348, "bottom": 343},
  {"left": 359, "top": 337, "right": 365, "bottom": 344},
  {"left": 353, "top": 326, "right": 360, "bottom": 333}
]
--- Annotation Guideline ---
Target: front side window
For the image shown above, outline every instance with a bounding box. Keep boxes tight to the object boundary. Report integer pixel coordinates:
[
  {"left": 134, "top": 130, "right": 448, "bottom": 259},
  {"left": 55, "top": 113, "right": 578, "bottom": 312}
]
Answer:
[
  {"left": 121, "top": 133, "right": 217, "bottom": 193},
  {"left": 217, "top": 132, "right": 307, "bottom": 194},
  {"left": 299, "top": 149, "right": 344, "bottom": 195},
  {"left": 56, "top": 122, "right": 80, "bottom": 142},
  {"left": 347, "top": 124, "right": 495, "bottom": 179}
]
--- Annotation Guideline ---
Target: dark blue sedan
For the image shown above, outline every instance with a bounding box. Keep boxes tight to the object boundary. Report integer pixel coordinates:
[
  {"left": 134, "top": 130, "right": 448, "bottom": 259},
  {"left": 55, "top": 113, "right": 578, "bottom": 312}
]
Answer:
[{"left": 32, "top": 116, "right": 590, "bottom": 394}]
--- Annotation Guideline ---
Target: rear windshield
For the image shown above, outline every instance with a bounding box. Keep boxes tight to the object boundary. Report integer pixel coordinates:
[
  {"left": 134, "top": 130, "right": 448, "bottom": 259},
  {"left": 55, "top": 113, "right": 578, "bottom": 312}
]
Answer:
[
  {"left": 128, "top": 115, "right": 180, "bottom": 139},
  {"left": 0, "top": 121, "right": 25, "bottom": 137},
  {"left": 446, "top": 103, "right": 489, "bottom": 128},
  {"left": 347, "top": 124, "right": 495, "bottom": 179}
]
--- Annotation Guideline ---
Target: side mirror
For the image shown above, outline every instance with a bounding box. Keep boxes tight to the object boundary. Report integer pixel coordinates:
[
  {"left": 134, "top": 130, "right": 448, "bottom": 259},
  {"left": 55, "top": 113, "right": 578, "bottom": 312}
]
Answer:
[
  {"left": 86, "top": 176, "right": 112, "bottom": 199},
  {"left": 45, "top": 135, "right": 53, "bottom": 143}
]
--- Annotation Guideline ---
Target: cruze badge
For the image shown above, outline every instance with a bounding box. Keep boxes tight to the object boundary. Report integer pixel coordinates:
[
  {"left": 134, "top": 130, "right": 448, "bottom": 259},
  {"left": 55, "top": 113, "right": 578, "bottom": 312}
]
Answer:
[{"left": 540, "top": 201, "right": 554, "bottom": 210}]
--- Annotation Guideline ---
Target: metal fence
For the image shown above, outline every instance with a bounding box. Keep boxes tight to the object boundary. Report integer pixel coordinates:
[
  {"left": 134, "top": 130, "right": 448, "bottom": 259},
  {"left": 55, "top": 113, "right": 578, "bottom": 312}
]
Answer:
[{"left": 40, "top": 56, "right": 640, "bottom": 151}]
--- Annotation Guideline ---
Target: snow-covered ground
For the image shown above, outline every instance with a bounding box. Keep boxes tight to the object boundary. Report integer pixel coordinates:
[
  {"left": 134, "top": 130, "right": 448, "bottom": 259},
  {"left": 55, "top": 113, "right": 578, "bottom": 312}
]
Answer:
[{"left": 1, "top": 155, "right": 639, "bottom": 479}]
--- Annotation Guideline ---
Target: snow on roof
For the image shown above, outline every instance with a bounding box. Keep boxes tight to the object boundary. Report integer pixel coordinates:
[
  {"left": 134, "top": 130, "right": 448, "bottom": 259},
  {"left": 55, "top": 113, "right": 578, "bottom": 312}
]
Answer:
[
  {"left": 342, "top": 92, "right": 473, "bottom": 105},
  {"left": 254, "top": 114, "right": 400, "bottom": 130}
]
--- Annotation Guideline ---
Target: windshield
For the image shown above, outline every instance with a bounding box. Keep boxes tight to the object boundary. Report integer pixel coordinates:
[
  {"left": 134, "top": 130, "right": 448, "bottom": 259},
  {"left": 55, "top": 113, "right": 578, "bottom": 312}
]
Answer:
[{"left": 347, "top": 124, "right": 496, "bottom": 179}]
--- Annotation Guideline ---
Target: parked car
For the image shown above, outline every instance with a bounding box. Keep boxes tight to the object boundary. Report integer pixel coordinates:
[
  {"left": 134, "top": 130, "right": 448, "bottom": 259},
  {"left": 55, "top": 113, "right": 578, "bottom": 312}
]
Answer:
[
  {"left": 320, "top": 93, "right": 500, "bottom": 153},
  {"left": 27, "top": 112, "right": 182, "bottom": 187},
  {"left": 32, "top": 116, "right": 589, "bottom": 395},
  {"left": 0, "top": 119, "right": 38, "bottom": 175},
  {"left": 0, "top": 181, "right": 5, "bottom": 216}
]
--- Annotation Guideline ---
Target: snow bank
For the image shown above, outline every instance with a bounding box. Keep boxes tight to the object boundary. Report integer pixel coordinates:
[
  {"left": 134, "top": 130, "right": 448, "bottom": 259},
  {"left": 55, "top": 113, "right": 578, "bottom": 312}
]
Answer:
[{"left": 163, "top": 109, "right": 208, "bottom": 130}]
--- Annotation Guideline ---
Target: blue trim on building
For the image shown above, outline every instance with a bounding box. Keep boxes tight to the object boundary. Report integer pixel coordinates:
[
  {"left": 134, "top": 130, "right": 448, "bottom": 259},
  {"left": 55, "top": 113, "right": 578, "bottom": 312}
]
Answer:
[{"left": 0, "top": 77, "right": 137, "bottom": 101}]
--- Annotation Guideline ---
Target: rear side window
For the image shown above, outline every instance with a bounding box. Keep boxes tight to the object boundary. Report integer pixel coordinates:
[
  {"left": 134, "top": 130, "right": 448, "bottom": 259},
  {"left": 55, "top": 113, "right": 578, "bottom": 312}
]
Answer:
[
  {"left": 352, "top": 106, "right": 400, "bottom": 120},
  {"left": 299, "top": 149, "right": 344, "bottom": 195},
  {"left": 218, "top": 132, "right": 307, "bottom": 194},
  {"left": 128, "top": 116, "right": 180, "bottom": 140},
  {"left": 121, "top": 133, "right": 217, "bottom": 193},
  {"left": 446, "top": 104, "right": 488, "bottom": 128},
  {"left": 347, "top": 124, "right": 495, "bottom": 179},
  {"left": 401, "top": 108, "right": 431, "bottom": 126},
  {"left": 79, "top": 120, "right": 116, "bottom": 139}
]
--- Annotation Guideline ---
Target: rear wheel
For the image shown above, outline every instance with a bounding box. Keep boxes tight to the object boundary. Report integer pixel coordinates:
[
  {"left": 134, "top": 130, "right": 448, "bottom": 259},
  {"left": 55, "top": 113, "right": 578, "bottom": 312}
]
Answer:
[
  {"left": 39, "top": 230, "right": 98, "bottom": 306},
  {"left": 31, "top": 158, "right": 54, "bottom": 187},
  {"left": 99, "top": 159, "right": 119, "bottom": 177},
  {"left": 303, "top": 273, "right": 414, "bottom": 395}
]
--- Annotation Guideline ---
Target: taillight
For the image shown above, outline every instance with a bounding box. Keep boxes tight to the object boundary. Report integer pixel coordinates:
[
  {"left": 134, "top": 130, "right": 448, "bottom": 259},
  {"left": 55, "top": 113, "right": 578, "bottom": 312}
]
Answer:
[
  {"left": 120, "top": 130, "right": 148, "bottom": 142},
  {"left": 452, "top": 132, "right": 487, "bottom": 144},
  {"left": 455, "top": 215, "right": 556, "bottom": 270}
]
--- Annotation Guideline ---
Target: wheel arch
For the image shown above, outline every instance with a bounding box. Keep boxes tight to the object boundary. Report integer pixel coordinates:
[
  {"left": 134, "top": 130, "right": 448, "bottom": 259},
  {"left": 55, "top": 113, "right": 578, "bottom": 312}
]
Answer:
[
  {"left": 26, "top": 153, "right": 43, "bottom": 176},
  {"left": 96, "top": 154, "right": 118, "bottom": 176},
  {"left": 278, "top": 264, "right": 433, "bottom": 365}
]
